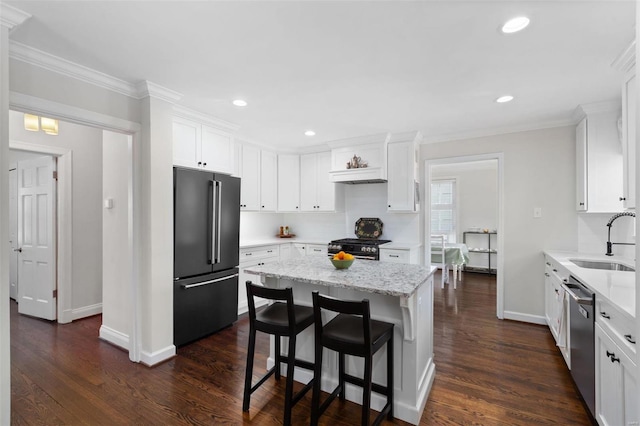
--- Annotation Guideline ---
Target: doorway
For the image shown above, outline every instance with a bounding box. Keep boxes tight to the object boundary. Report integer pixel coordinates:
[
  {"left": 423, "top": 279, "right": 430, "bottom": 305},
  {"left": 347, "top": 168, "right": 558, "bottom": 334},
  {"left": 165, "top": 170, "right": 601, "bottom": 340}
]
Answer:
[{"left": 425, "top": 153, "right": 505, "bottom": 319}]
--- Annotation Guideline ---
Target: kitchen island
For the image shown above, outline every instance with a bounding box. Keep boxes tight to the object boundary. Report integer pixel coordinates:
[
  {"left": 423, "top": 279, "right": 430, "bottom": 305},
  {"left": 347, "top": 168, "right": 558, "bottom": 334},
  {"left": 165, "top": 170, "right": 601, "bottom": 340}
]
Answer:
[{"left": 244, "top": 257, "right": 436, "bottom": 425}]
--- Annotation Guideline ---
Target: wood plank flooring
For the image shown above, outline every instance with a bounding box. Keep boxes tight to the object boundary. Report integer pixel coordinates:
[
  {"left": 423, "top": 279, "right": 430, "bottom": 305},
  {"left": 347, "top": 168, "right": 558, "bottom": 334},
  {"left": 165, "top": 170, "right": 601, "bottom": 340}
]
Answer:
[{"left": 10, "top": 272, "right": 593, "bottom": 425}]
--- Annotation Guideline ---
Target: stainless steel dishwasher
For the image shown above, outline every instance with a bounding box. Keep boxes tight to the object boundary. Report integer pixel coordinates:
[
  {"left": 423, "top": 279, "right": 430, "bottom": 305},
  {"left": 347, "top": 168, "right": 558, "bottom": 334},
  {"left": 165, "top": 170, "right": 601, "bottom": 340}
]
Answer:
[{"left": 562, "top": 275, "right": 595, "bottom": 419}]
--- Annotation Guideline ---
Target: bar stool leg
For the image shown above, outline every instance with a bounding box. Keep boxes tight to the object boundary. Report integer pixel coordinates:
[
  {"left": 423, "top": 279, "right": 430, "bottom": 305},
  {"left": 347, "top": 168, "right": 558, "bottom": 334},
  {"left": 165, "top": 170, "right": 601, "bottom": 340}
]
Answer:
[
  {"left": 310, "top": 343, "right": 323, "bottom": 426},
  {"left": 283, "top": 336, "right": 296, "bottom": 426},
  {"left": 243, "top": 326, "right": 256, "bottom": 412},
  {"left": 362, "top": 356, "right": 372, "bottom": 426},
  {"left": 338, "top": 352, "right": 346, "bottom": 401},
  {"left": 274, "top": 335, "right": 281, "bottom": 380},
  {"left": 387, "top": 336, "right": 394, "bottom": 419}
]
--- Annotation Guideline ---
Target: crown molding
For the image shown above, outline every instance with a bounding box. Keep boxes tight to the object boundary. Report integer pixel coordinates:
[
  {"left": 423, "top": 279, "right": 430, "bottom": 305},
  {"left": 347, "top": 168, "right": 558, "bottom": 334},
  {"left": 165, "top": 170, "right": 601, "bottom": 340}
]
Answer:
[
  {"left": 421, "top": 118, "right": 577, "bottom": 145},
  {"left": 136, "top": 81, "right": 182, "bottom": 103},
  {"left": 172, "top": 104, "right": 239, "bottom": 132},
  {"left": 0, "top": 4, "right": 31, "bottom": 30},
  {"left": 326, "top": 132, "right": 390, "bottom": 149},
  {"left": 572, "top": 100, "right": 621, "bottom": 121},
  {"left": 612, "top": 39, "right": 635, "bottom": 73},
  {"left": 10, "top": 41, "right": 138, "bottom": 97}
]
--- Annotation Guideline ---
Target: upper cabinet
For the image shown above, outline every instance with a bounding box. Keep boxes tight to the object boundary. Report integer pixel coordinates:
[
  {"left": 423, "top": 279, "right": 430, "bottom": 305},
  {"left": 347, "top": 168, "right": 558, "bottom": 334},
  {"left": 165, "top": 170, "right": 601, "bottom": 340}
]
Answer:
[
  {"left": 277, "top": 154, "right": 300, "bottom": 212},
  {"left": 238, "top": 143, "right": 277, "bottom": 212},
  {"left": 387, "top": 131, "right": 422, "bottom": 212},
  {"left": 300, "top": 151, "right": 344, "bottom": 212},
  {"left": 614, "top": 40, "right": 636, "bottom": 209},
  {"left": 574, "top": 102, "right": 624, "bottom": 213},
  {"left": 172, "top": 108, "right": 239, "bottom": 175}
]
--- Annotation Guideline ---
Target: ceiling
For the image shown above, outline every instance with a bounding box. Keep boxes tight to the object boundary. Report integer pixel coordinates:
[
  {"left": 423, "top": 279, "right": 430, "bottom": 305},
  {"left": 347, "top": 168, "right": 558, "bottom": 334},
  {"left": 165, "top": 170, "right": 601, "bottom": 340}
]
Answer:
[{"left": 5, "top": 1, "right": 636, "bottom": 150}]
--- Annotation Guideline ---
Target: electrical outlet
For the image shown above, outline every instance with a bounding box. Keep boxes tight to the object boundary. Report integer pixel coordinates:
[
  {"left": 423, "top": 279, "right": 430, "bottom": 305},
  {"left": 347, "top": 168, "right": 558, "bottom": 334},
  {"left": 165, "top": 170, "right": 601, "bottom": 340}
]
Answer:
[{"left": 533, "top": 207, "right": 542, "bottom": 218}]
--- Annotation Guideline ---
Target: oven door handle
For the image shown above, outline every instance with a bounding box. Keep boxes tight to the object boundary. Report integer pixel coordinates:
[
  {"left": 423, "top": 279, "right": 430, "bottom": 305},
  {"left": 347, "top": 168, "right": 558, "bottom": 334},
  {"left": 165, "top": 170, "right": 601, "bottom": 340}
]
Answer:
[{"left": 561, "top": 283, "right": 593, "bottom": 306}]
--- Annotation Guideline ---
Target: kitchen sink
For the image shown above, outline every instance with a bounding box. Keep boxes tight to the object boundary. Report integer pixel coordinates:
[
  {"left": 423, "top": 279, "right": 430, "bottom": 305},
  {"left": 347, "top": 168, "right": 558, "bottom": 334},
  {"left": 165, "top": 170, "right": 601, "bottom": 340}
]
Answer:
[{"left": 569, "top": 259, "right": 635, "bottom": 272}]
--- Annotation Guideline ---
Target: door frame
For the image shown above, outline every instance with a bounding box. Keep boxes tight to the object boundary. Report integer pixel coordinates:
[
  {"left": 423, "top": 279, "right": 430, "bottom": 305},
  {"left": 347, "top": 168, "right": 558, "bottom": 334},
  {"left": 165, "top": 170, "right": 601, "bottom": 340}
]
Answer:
[
  {"left": 425, "top": 153, "right": 505, "bottom": 319},
  {"left": 10, "top": 92, "right": 141, "bottom": 361}
]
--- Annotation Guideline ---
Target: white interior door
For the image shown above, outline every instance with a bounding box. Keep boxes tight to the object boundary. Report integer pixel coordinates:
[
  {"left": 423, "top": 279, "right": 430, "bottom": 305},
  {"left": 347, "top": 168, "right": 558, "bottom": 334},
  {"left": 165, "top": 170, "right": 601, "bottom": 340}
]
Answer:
[
  {"left": 17, "top": 156, "right": 57, "bottom": 320},
  {"left": 9, "top": 168, "right": 18, "bottom": 300}
]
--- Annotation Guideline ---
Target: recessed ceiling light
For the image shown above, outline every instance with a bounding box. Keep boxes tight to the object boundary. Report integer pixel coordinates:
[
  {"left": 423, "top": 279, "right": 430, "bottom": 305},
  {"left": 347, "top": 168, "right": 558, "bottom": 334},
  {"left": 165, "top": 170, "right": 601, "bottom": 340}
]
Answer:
[
  {"left": 496, "top": 95, "right": 514, "bottom": 103},
  {"left": 501, "top": 16, "right": 530, "bottom": 34},
  {"left": 304, "top": 130, "right": 316, "bottom": 136},
  {"left": 232, "top": 99, "right": 248, "bottom": 107}
]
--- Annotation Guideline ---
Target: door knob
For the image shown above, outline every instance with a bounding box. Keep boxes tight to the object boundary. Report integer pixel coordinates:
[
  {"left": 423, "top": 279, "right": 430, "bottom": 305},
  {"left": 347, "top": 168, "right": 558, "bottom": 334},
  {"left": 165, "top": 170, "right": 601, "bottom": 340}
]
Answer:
[{"left": 14, "top": 248, "right": 22, "bottom": 253}]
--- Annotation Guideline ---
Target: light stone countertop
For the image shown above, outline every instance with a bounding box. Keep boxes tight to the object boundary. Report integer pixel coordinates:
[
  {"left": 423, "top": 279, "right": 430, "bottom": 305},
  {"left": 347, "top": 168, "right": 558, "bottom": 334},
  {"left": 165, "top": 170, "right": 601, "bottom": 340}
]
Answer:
[
  {"left": 379, "top": 242, "right": 422, "bottom": 250},
  {"left": 544, "top": 250, "right": 635, "bottom": 319},
  {"left": 244, "top": 256, "right": 436, "bottom": 298}
]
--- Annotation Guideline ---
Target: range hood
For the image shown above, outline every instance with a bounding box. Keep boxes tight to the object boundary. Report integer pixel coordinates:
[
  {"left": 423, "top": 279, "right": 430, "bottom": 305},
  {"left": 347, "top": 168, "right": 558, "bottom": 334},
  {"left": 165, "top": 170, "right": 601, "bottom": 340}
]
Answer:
[{"left": 327, "top": 133, "right": 389, "bottom": 184}]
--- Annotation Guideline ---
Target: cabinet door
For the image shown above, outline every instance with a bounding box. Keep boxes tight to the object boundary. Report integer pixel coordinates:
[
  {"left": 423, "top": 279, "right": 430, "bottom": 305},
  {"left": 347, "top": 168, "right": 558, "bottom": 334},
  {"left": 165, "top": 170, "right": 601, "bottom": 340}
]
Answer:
[
  {"left": 260, "top": 150, "right": 277, "bottom": 211},
  {"left": 544, "top": 267, "right": 554, "bottom": 327},
  {"left": 622, "top": 69, "right": 636, "bottom": 209},
  {"left": 173, "top": 117, "right": 201, "bottom": 169},
  {"left": 292, "top": 243, "right": 306, "bottom": 258},
  {"left": 201, "top": 125, "right": 234, "bottom": 174},
  {"left": 576, "top": 117, "right": 588, "bottom": 211},
  {"left": 387, "top": 141, "right": 415, "bottom": 212},
  {"left": 300, "top": 153, "right": 318, "bottom": 211},
  {"left": 315, "top": 152, "right": 335, "bottom": 211},
  {"left": 240, "top": 145, "right": 260, "bottom": 211},
  {"left": 277, "top": 154, "right": 300, "bottom": 212},
  {"left": 596, "top": 323, "right": 624, "bottom": 426}
]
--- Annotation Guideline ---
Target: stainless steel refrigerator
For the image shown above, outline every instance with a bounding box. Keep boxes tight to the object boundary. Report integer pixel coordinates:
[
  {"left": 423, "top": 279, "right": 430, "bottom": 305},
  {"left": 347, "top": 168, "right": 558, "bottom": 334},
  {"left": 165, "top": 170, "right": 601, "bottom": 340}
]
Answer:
[{"left": 173, "top": 167, "right": 240, "bottom": 346}]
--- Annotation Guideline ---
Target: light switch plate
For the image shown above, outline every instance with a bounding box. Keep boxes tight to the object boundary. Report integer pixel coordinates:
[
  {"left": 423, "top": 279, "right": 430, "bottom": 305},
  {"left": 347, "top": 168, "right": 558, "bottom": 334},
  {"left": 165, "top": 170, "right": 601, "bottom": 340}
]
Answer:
[{"left": 533, "top": 207, "right": 542, "bottom": 218}]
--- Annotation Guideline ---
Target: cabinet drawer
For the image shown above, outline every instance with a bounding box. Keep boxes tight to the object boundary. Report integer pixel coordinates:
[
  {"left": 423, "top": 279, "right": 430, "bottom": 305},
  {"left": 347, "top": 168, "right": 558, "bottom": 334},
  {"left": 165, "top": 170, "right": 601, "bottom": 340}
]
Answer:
[
  {"left": 240, "top": 245, "right": 280, "bottom": 262},
  {"left": 544, "top": 256, "right": 569, "bottom": 282},
  {"left": 379, "top": 249, "right": 410, "bottom": 264},
  {"left": 597, "top": 298, "right": 636, "bottom": 360},
  {"left": 305, "top": 244, "right": 327, "bottom": 257}
]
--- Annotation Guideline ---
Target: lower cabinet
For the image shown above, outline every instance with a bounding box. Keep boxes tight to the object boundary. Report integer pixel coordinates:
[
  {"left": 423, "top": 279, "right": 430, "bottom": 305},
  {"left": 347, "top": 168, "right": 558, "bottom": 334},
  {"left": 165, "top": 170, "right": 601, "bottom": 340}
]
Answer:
[
  {"left": 238, "top": 245, "right": 279, "bottom": 315},
  {"left": 595, "top": 322, "right": 638, "bottom": 426},
  {"left": 543, "top": 256, "right": 570, "bottom": 367},
  {"left": 379, "top": 247, "right": 419, "bottom": 264},
  {"left": 305, "top": 243, "right": 327, "bottom": 257}
]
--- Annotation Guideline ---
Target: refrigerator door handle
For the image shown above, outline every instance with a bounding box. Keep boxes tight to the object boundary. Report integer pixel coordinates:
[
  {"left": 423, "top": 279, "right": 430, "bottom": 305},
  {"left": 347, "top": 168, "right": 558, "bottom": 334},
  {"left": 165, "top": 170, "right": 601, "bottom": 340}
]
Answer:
[
  {"left": 208, "top": 180, "right": 214, "bottom": 264},
  {"left": 180, "top": 273, "right": 239, "bottom": 289},
  {"left": 211, "top": 180, "right": 222, "bottom": 264}
]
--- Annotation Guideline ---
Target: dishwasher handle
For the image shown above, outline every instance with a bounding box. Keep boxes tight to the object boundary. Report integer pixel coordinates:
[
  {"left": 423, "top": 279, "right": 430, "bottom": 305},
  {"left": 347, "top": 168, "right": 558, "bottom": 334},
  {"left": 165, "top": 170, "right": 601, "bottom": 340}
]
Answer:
[{"left": 561, "top": 283, "right": 594, "bottom": 306}]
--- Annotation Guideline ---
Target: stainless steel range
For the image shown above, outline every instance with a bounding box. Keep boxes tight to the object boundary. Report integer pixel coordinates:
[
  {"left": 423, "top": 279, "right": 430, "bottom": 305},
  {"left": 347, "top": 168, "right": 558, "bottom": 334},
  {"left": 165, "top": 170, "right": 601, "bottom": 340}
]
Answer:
[{"left": 327, "top": 218, "right": 391, "bottom": 260}]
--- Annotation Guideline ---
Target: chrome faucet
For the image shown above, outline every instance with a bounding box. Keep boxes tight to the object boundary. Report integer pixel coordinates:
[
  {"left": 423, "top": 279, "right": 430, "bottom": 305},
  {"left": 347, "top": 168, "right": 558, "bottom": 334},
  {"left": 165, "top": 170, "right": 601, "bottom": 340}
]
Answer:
[{"left": 606, "top": 212, "right": 636, "bottom": 256}]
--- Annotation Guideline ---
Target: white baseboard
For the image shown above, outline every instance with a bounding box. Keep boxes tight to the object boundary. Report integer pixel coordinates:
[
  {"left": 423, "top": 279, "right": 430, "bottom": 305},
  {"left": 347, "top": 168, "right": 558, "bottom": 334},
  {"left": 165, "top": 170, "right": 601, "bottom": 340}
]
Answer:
[
  {"left": 140, "top": 345, "right": 176, "bottom": 366},
  {"left": 71, "top": 303, "right": 102, "bottom": 320},
  {"left": 503, "top": 310, "right": 546, "bottom": 325},
  {"left": 99, "top": 325, "right": 130, "bottom": 351}
]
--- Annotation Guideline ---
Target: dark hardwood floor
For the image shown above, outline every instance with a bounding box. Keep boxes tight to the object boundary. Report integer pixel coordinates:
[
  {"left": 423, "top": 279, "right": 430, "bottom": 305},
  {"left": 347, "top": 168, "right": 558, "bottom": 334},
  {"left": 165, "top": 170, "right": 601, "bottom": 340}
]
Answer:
[{"left": 10, "top": 271, "right": 592, "bottom": 425}]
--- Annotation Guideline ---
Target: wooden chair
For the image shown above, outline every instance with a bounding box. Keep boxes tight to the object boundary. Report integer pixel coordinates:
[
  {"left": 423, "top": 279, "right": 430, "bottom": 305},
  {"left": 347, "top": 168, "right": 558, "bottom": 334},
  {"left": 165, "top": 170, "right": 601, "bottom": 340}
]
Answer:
[
  {"left": 310, "top": 291, "right": 394, "bottom": 426},
  {"left": 430, "top": 234, "right": 449, "bottom": 288},
  {"left": 242, "top": 281, "right": 315, "bottom": 426}
]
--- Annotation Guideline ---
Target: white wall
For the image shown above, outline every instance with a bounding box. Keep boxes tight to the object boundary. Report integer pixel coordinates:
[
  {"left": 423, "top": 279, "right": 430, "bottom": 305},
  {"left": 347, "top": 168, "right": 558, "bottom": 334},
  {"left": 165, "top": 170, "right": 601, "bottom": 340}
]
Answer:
[
  {"left": 421, "top": 126, "right": 578, "bottom": 320},
  {"left": 9, "top": 110, "right": 104, "bottom": 315},
  {"left": 578, "top": 213, "right": 635, "bottom": 258},
  {"left": 101, "top": 130, "right": 132, "bottom": 350},
  {"left": 240, "top": 212, "right": 284, "bottom": 241}
]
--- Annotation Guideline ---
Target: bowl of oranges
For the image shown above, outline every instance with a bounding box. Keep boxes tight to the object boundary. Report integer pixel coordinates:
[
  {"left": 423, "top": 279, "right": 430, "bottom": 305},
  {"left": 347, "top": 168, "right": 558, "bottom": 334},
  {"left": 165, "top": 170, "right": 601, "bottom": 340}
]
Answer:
[{"left": 331, "top": 251, "right": 355, "bottom": 269}]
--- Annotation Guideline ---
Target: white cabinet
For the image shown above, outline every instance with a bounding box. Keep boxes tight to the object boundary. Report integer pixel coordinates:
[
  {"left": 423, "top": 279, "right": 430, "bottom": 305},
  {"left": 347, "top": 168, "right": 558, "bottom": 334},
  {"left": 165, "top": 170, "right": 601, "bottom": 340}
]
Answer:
[
  {"left": 277, "top": 154, "right": 300, "bottom": 212},
  {"left": 595, "top": 323, "right": 637, "bottom": 426},
  {"left": 238, "top": 245, "right": 280, "bottom": 315},
  {"left": 300, "top": 152, "right": 343, "bottom": 212},
  {"left": 621, "top": 68, "right": 636, "bottom": 209},
  {"left": 260, "top": 150, "right": 277, "bottom": 211},
  {"left": 543, "top": 255, "right": 570, "bottom": 368},
  {"left": 574, "top": 103, "right": 624, "bottom": 213},
  {"left": 379, "top": 247, "right": 419, "bottom": 264},
  {"left": 387, "top": 132, "right": 421, "bottom": 212},
  {"left": 238, "top": 144, "right": 277, "bottom": 212},
  {"left": 172, "top": 116, "right": 235, "bottom": 174},
  {"left": 305, "top": 243, "right": 327, "bottom": 257}
]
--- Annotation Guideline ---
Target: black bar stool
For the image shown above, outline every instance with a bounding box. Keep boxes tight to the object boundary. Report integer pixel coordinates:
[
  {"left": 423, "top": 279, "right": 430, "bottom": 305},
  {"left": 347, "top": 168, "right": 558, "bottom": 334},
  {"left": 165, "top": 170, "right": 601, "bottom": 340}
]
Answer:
[
  {"left": 310, "top": 291, "right": 394, "bottom": 426},
  {"left": 243, "top": 281, "right": 315, "bottom": 426}
]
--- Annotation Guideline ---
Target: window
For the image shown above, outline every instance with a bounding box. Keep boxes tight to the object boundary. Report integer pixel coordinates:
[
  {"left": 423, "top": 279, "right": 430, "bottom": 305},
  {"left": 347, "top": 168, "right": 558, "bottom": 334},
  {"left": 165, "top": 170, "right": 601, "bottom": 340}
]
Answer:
[{"left": 431, "top": 179, "right": 456, "bottom": 242}]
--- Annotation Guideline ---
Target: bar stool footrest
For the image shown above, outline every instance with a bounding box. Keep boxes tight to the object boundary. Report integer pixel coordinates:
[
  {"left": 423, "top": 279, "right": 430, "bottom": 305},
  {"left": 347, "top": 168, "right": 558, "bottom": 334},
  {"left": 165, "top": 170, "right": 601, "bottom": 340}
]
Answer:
[{"left": 343, "top": 373, "right": 390, "bottom": 397}]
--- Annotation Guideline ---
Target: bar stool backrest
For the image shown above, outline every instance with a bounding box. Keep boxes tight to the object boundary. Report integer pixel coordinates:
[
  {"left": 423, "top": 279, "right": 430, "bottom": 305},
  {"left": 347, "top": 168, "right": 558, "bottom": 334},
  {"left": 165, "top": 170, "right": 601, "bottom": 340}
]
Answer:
[
  {"left": 312, "top": 291, "right": 372, "bottom": 353},
  {"left": 246, "top": 281, "right": 296, "bottom": 335}
]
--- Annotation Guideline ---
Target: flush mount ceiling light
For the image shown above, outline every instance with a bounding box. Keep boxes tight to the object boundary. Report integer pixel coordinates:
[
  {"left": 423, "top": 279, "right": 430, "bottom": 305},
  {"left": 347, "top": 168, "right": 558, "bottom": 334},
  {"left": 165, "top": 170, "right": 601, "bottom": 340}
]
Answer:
[
  {"left": 501, "top": 16, "right": 530, "bottom": 33},
  {"left": 41, "top": 117, "right": 59, "bottom": 135},
  {"left": 232, "top": 99, "right": 248, "bottom": 107},
  {"left": 496, "top": 95, "right": 514, "bottom": 103},
  {"left": 304, "top": 130, "right": 316, "bottom": 136},
  {"left": 24, "top": 113, "right": 59, "bottom": 135},
  {"left": 24, "top": 113, "right": 40, "bottom": 131}
]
